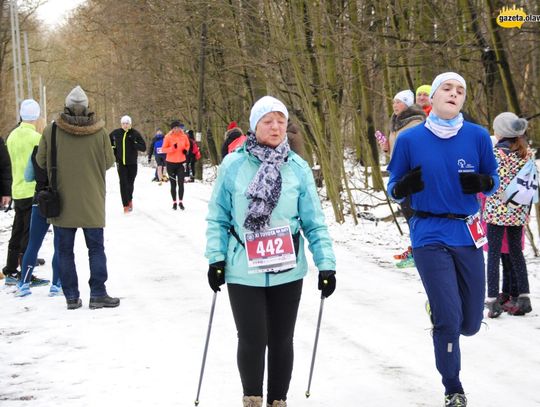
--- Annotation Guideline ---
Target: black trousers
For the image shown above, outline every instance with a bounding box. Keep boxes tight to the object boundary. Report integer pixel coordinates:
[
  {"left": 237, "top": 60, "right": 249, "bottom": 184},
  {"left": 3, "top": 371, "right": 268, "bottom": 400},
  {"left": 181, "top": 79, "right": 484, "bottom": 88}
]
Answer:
[
  {"left": 166, "top": 162, "right": 185, "bottom": 201},
  {"left": 486, "top": 224, "right": 529, "bottom": 298},
  {"left": 117, "top": 163, "right": 138, "bottom": 207},
  {"left": 187, "top": 157, "right": 197, "bottom": 178},
  {"left": 227, "top": 279, "right": 302, "bottom": 403},
  {"left": 2, "top": 197, "right": 33, "bottom": 276},
  {"left": 501, "top": 253, "right": 518, "bottom": 297}
]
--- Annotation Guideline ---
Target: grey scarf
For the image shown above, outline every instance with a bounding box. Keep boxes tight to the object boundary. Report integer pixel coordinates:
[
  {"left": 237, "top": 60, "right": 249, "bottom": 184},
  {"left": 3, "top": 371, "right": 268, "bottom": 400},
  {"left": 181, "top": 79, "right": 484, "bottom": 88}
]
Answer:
[{"left": 244, "top": 131, "right": 290, "bottom": 232}]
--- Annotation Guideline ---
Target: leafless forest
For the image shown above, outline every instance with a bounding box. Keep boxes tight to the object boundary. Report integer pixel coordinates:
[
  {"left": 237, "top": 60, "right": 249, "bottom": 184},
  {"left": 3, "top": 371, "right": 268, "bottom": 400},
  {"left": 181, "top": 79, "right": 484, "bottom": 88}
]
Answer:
[{"left": 1, "top": 0, "right": 539, "bottom": 222}]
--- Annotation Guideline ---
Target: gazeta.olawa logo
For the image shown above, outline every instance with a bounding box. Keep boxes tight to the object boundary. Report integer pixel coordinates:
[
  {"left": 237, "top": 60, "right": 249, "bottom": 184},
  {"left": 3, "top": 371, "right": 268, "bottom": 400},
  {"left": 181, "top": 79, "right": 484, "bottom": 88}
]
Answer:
[{"left": 497, "top": 5, "right": 539, "bottom": 28}]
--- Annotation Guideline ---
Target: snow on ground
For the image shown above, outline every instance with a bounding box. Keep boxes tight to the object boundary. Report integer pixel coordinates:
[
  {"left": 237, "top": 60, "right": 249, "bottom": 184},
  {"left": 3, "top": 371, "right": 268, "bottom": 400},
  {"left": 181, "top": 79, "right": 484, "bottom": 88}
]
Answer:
[{"left": 1, "top": 164, "right": 539, "bottom": 406}]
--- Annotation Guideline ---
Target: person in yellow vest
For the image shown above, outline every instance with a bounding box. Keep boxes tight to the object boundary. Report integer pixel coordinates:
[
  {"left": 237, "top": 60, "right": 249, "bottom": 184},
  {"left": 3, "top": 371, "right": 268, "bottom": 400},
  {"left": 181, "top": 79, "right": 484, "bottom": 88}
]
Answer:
[
  {"left": 109, "top": 115, "right": 146, "bottom": 213},
  {"left": 2, "top": 99, "right": 49, "bottom": 286}
]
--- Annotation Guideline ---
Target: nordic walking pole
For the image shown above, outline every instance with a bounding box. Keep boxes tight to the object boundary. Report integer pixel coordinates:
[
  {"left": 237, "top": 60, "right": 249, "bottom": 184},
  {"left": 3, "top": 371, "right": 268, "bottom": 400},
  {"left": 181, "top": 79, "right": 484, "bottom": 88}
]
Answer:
[
  {"left": 305, "top": 295, "right": 325, "bottom": 398},
  {"left": 194, "top": 290, "right": 218, "bottom": 406}
]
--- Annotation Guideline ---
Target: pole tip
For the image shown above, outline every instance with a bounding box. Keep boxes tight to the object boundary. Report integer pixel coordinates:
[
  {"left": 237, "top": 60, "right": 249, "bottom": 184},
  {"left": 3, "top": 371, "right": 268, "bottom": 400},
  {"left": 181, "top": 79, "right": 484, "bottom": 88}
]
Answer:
[
  {"left": 305, "top": 391, "right": 310, "bottom": 398},
  {"left": 194, "top": 400, "right": 199, "bottom": 406}
]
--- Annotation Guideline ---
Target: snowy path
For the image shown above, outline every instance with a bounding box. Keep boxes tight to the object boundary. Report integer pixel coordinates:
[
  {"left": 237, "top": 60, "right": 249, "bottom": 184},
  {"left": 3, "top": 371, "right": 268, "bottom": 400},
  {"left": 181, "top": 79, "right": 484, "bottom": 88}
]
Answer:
[{"left": 1, "top": 165, "right": 539, "bottom": 406}]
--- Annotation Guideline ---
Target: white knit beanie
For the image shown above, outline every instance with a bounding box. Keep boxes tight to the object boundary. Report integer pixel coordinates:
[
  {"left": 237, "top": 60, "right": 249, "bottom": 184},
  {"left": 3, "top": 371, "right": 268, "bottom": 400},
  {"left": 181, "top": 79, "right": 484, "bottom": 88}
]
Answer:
[
  {"left": 393, "top": 90, "right": 414, "bottom": 107},
  {"left": 121, "top": 115, "right": 132, "bottom": 125},
  {"left": 19, "top": 99, "right": 40, "bottom": 121},
  {"left": 249, "top": 96, "right": 288, "bottom": 132},
  {"left": 430, "top": 72, "right": 466, "bottom": 98}
]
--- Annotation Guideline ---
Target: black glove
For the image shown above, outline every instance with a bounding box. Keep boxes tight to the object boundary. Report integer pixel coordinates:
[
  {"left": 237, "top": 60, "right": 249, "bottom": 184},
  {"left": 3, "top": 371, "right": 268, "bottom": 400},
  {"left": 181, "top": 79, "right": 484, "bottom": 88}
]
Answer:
[
  {"left": 208, "top": 261, "right": 226, "bottom": 292},
  {"left": 392, "top": 166, "right": 424, "bottom": 199},
  {"left": 173, "top": 143, "right": 178, "bottom": 149},
  {"left": 318, "top": 270, "right": 336, "bottom": 298},
  {"left": 147, "top": 158, "right": 151, "bottom": 163},
  {"left": 459, "top": 172, "right": 493, "bottom": 194},
  {"left": 183, "top": 149, "right": 188, "bottom": 155}
]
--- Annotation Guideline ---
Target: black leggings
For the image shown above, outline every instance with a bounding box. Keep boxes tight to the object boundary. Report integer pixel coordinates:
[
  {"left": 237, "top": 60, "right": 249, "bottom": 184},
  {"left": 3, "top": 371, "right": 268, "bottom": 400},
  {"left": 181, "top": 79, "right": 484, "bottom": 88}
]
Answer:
[
  {"left": 166, "top": 162, "right": 185, "bottom": 201},
  {"left": 227, "top": 280, "right": 302, "bottom": 403},
  {"left": 3, "top": 198, "right": 33, "bottom": 275},
  {"left": 501, "top": 254, "right": 518, "bottom": 297},
  {"left": 486, "top": 224, "right": 529, "bottom": 298},
  {"left": 117, "top": 163, "right": 138, "bottom": 207}
]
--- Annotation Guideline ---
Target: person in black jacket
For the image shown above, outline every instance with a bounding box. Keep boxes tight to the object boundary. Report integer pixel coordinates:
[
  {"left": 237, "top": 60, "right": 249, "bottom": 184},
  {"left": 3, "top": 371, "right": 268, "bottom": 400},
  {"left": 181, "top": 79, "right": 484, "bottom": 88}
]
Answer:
[
  {"left": 0, "top": 137, "right": 11, "bottom": 211},
  {"left": 109, "top": 115, "right": 146, "bottom": 213}
]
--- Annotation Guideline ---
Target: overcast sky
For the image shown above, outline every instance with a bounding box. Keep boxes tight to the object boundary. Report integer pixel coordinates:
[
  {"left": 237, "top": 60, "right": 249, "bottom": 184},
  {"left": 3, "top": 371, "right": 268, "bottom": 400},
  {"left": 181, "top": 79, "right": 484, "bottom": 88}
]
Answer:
[{"left": 36, "top": 0, "right": 87, "bottom": 27}]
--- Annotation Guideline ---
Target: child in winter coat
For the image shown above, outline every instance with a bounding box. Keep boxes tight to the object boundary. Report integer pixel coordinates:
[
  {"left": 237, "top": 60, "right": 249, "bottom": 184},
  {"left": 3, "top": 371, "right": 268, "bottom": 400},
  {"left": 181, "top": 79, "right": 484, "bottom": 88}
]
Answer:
[{"left": 483, "top": 112, "right": 534, "bottom": 317}]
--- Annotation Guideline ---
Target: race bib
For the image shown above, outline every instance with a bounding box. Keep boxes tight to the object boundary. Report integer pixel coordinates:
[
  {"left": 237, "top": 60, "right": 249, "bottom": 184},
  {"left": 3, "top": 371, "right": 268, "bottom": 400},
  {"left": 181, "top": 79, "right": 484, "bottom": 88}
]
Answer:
[
  {"left": 156, "top": 147, "right": 163, "bottom": 154},
  {"left": 466, "top": 213, "right": 487, "bottom": 248},
  {"left": 244, "top": 226, "right": 297, "bottom": 273}
]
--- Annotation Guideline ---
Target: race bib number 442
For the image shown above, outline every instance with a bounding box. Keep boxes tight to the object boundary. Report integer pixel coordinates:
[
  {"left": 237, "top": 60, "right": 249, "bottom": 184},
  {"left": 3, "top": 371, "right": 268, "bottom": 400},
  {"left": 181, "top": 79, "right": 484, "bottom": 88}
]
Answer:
[{"left": 244, "top": 226, "right": 297, "bottom": 273}]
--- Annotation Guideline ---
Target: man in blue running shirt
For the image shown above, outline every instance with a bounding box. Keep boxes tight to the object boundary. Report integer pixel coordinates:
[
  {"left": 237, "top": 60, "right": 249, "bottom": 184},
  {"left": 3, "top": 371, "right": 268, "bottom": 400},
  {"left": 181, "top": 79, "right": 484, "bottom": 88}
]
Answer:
[{"left": 387, "top": 72, "right": 499, "bottom": 407}]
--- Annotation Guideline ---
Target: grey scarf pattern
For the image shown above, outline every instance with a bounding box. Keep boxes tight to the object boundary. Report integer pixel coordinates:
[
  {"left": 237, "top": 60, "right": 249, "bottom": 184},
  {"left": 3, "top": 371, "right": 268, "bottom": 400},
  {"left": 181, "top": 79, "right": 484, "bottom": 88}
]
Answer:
[{"left": 244, "top": 131, "right": 290, "bottom": 232}]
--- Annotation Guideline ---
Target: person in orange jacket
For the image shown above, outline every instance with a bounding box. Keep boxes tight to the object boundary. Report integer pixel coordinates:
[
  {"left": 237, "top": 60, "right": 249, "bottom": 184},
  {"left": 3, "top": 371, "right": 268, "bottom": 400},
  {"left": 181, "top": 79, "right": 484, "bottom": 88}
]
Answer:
[{"left": 161, "top": 120, "right": 190, "bottom": 210}]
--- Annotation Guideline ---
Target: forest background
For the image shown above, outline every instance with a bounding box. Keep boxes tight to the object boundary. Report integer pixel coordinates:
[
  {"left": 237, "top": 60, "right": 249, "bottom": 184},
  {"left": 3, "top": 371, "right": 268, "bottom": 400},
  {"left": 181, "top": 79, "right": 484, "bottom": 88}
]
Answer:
[{"left": 1, "top": 0, "right": 539, "bottom": 224}]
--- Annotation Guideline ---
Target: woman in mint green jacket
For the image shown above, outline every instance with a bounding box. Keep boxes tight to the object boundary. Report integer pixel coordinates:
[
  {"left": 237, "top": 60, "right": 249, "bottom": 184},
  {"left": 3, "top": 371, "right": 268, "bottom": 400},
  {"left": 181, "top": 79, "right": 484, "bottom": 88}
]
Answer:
[{"left": 205, "top": 96, "right": 336, "bottom": 407}]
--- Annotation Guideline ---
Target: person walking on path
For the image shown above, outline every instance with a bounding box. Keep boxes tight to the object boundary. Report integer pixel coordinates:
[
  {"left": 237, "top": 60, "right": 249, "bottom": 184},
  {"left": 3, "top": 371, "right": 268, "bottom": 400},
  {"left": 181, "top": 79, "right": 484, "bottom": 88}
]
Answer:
[
  {"left": 37, "top": 85, "right": 118, "bottom": 310},
  {"left": 109, "top": 115, "right": 146, "bottom": 213},
  {"left": 161, "top": 120, "right": 190, "bottom": 210},
  {"left": 387, "top": 72, "right": 499, "bottom": 407},
  {"left": 2, "top": 99, "right": 49, "bottom": 287},
  {"left": 185, "top": 129, "right": 201, "bottom": 182},
  {"left": 148, "top": 128, "right": 167, "bottom": 184},
  {"left": 483, "top": 112, "right": 534, "bottom": 317},
  {"left": 205, "top": 96, "right": 336, "bottom": 407}
]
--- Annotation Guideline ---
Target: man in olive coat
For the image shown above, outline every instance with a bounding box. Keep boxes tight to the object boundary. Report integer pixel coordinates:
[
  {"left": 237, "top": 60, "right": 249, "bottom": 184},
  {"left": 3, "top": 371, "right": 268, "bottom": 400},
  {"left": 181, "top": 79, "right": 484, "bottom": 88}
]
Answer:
[{"left": 37, "top": 85, "right": 118, "bottom": 310}]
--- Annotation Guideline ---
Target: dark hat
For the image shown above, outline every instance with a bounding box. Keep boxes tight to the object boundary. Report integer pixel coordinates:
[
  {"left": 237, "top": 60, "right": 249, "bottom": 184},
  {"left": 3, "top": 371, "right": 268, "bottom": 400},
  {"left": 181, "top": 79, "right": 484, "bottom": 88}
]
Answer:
[{"left": 170, "top": 120, "right": 182, "bottom": 129}]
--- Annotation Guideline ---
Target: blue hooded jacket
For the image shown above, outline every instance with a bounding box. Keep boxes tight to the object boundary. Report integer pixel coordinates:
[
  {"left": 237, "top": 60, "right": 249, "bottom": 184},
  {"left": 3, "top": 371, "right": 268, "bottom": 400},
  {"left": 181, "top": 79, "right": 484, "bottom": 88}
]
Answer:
[{"left": 205, "top": 145, "right": 336, "bottom": 287}]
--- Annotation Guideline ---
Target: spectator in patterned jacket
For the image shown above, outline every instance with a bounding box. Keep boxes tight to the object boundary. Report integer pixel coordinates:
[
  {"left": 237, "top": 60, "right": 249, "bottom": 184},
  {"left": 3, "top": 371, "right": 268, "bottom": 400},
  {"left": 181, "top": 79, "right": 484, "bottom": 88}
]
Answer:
[{"left": 483, "top": 112, "right": 533, "bottom": 317}]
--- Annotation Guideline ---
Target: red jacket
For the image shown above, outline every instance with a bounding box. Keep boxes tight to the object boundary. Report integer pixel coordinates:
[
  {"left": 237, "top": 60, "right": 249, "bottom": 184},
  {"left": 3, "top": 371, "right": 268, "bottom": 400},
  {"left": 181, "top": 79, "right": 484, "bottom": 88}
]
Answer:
[
  {"left": 162, "top": 129, "right": 190, "bottom": 163},
  {"left": 228, "top": 134, "right": 247, "bottom": 154}
]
